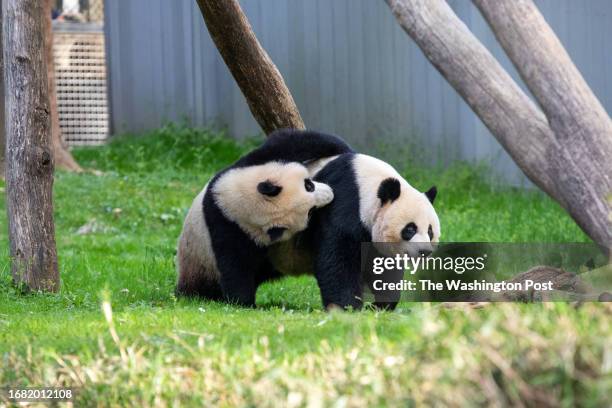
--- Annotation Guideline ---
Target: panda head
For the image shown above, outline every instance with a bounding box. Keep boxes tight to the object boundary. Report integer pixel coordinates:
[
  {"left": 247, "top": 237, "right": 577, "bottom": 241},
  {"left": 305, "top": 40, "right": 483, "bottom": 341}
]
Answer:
[
  {"left": 372, "top": 177, "right": 440, "bottom": 257},
  {"left": 214, "top": 162, "right": 333, "bottom": 245}
]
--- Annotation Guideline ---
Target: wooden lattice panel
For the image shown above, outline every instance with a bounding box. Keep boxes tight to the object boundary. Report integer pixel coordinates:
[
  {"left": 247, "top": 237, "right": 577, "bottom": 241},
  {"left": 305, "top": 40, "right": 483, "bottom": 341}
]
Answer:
[{"left": 53, "top": 30, "right": 109, "bottom": 145}]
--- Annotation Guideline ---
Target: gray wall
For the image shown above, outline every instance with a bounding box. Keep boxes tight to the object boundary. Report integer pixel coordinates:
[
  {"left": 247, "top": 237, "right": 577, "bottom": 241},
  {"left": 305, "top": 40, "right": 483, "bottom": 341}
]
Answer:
[{"left": 105, "top": 0, "right": 612, "bottom": 184}]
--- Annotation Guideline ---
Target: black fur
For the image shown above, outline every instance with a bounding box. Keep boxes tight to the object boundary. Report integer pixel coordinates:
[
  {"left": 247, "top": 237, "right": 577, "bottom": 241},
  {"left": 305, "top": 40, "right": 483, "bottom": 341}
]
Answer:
[
  {"left": 306, "top": 156, "right": 439, "bottom": 311},
  {"left": 203, "top": 190, "right": 265, "bottom": 306},
  {"left": 267, "top": 227, "right": 287, "bottom": 242},
  {"left": 425, "top": 186, "right": 437, "bottom": 204},
  {"left": 303, "top": 154, "right": 413, "bottom": 311},
  {"left": 377, "top": 178, "right": 401, "bottom": 204},
  {"left": 233, "top": 129, "right": 352, "bottom": 168},
  {"left": 401, "top": 222, "right": 417, "bottom": 241},
  {"left": 305, "top": 154, "right": 371, "bottom": 310},
  {"left": 257, "top": 181, "right": 282, "bottom": 196},
  {"left": 175, "top": 272, "right": 223, "bottom": 300},
  {"left": 177, "top": 129, "right": 353, "bottom": 306}
]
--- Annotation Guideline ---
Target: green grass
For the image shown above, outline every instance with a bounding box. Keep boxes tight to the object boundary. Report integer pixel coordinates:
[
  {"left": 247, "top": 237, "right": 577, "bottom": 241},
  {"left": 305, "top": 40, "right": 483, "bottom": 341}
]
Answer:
[{"left": 0, "top": 124, "right": 609, "bottom": 406}]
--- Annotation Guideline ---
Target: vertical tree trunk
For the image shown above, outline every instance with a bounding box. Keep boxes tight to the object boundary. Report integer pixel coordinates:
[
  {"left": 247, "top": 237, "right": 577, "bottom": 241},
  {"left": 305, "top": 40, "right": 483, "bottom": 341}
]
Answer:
[
  {"left": 43, "top": 0, "right": 82, "bottom": 172},
  {"left": 385, "top": 0, "right": 612, "bottom": 249},
  {"left": 0, "top": 2, "right": 5, "bottom": 177},
  {"left": 3, "top": 0, "right": 59, "bottom": 291},
  {"left": 472, "top": 0, "right": 612, "bottom": 249},
  {"left": 195, "top": 0, "right": 305, "bottom": 134}
]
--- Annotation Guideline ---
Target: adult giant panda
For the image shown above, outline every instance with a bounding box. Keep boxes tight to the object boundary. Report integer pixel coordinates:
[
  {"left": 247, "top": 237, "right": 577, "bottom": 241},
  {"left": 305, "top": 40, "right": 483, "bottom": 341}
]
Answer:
[
  {"left": 176, "top": 129, "right": 352, "bottom": 307},
  {"left": 269, "top": 152, "right": 440, "bottom": 310}
]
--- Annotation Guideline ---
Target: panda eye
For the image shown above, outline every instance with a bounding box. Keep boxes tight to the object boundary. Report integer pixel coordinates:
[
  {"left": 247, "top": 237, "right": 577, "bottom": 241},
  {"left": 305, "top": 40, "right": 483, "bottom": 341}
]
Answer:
[
  {"left": 401, "top": 222, "right": 417, "bottom": 241},
  {"left": 428, "top": 225, "right": 434, "bottom": 240},
  {"left": 304, "top": 178, "right": 315, "bottom": 192}
]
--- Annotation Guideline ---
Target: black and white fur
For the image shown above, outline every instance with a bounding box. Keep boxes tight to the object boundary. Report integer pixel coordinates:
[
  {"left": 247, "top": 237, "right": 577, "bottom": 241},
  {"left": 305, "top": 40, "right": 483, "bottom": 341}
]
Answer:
[
  {"left": 176, "top": 129, "right": 352, "bottom": 306},
  {"left": 269, "top": 152, "right": 440, "bottom": 310}
]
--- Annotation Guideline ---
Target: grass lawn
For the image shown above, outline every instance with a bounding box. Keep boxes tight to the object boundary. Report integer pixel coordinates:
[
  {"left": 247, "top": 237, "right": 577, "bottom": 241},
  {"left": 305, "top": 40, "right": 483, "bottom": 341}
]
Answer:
[{"left": 0, "top": 125, "right": 610, "bottom": 406}]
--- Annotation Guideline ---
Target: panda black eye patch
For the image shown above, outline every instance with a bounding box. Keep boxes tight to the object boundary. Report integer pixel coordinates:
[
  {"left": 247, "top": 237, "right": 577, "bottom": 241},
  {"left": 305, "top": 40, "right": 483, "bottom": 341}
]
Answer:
[
  {"left": 428, "top": 225, "right": 434, "bottom": 240},
  {"left": 304, "top": 178, "right": 315, "bottom": 192},
  {"left": 257, "top": 180, "right": 283, "bottom": 196},
  {"left": 401, "top": 222, "right": 417, "bottom": 241}
]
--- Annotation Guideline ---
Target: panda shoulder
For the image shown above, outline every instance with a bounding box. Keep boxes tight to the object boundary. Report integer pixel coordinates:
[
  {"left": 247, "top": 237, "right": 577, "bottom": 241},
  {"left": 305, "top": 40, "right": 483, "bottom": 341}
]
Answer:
[{"left": 352, "top": 154, "right": 398, "bottom": 177}]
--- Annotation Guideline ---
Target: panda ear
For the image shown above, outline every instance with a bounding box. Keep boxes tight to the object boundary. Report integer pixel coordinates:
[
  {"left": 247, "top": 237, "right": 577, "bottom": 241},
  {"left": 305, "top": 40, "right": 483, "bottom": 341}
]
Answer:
[
  {"left": 257, "top": 180, "right": 282, "bottom": 197},
  {"left": 377, "top": 178, "right": 401, "bottom": 205},
  {"left": 425, "top": 186, "right": 437, "bottom": 204}
]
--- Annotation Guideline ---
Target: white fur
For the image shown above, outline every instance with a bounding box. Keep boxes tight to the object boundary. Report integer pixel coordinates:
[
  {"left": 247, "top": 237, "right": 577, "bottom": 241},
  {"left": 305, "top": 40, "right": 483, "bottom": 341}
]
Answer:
[
  {"left": 352, "top": 154, "right": 403, "bottom": 229},
  {"left": 177, "top": 186, "right": 219, "bottom": 283},
  {"left": 213, "top": 161, "right": 333, "bottom": 246},
  {"left": 306, "top": 155, "right": 339, "bottom": 175},
  {"left": 177, "top": 161, "right": 335, "bottom": 290},
  {"left": 352, "top": 154, "right": 440, "bottom": 256},
  {"left": 269, "top": 154, "right": 441, "bottom": 273}
]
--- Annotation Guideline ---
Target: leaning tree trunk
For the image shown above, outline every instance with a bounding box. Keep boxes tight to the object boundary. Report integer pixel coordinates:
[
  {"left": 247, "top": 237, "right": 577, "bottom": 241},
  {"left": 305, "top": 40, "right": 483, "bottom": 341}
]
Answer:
[
  {"left": 43, "top": 0, "right": 82, "bottom": 172},
  {"left": 3, "top": 0, "right": 59, "bottom": 291},
  {"left": 195, "top": 0, "right": 305, "bottom": 134},
  {"left": 472, "top": 0, "right": 612, "bottom": 250},
  {"left": 385, "top": 0, "right": 612, "bottom": 249}
]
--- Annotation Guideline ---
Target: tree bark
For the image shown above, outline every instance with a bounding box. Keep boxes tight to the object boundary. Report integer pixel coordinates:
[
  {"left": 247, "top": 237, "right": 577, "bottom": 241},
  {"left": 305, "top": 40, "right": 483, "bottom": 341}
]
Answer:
[
  {"left": 195, "top": 0, "right": 305, "bottom": 134},
  {"left": 472, "top": 0, "right": 612, "bottom": 249},
  {"left": 0, "top": 2, "right": 5, "bottom": 177},
  {"left": 3, "top": 0, "right": 59, "bottom": 291},
  {"left": 385, "top": 0, "right": 612, "bottom": 248},
  {"left": 43, "top": 0, "right": 82, "bottom": 172}
]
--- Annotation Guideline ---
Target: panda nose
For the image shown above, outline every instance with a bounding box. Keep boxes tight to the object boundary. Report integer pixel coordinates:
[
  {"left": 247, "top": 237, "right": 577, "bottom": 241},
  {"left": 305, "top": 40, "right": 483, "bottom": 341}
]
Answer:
[{"left": 419, "top": 249, "right": 432, "bottom": 257}]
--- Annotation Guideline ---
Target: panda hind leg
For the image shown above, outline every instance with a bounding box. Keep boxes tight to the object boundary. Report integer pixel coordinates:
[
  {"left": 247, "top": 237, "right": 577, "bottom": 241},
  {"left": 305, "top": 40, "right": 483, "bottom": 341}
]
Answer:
[
  {"left": 176, "top": 244, "right": 223, "bottom": 300},
  {"left": 175, "top": 263, "right": 223, "bottom": 300}
]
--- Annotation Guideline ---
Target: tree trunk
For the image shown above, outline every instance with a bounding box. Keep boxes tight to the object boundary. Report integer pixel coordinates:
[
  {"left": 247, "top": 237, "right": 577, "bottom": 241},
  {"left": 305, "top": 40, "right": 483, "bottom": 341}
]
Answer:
[
  {"left": 472, "top": 0, "right": 612, "bottom": 250},
  {"left": 3, "top": 0, "right": 59, "bottom": 291},
  {"left": 195, "top": 0, "right": 305, "bottom": 134},
  {"left": 0, "top": 2, "right": 5, "bottom": 177},
  {"left": 43, "top": 0, "right": 82, "bottom": 172},
  {"left": 385, "top": 0, "right": 612, "bottom": 249}
]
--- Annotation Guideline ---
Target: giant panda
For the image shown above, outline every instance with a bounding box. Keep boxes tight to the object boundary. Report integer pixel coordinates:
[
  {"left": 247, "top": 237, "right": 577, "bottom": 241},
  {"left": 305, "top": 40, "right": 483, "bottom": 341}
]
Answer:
[
  {"left": 176, "top": 129, "right": 353, "bottom": 307},
  {"left": 268, "top": 152, "right": 440, "bottom": 311}
]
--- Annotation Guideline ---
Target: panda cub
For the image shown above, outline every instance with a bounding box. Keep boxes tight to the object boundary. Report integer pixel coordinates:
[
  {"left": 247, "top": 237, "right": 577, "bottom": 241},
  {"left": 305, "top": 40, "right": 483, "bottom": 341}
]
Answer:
[
  {"left": 269, "top": 152, "right": 440, "bottom": 311},
  {"left": 176, "top": 129, "right": 352, "bottom": 306}
]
